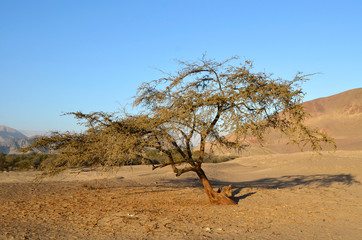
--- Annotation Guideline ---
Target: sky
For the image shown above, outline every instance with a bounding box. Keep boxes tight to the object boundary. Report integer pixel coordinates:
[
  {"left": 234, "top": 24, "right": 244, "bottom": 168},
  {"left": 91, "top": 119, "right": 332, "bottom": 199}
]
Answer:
[{"left": 1, "top": 0, "right": 361, "bottom": 132}]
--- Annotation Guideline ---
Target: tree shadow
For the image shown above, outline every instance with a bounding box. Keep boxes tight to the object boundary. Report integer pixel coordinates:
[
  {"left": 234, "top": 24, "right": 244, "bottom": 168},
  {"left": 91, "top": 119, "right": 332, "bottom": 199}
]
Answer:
[
  {"left": 161, "top": 173, "right": 360, "bottom": 203},
  {"left": 162, "top": 173, "right": 360, "bottom": 188},
  {"left": 234, "top": 192, "right": 257, "bottom": 202},
  {"left": 211, "top": 174, "right": 361, "bottom": 203},
  {"left": 211, "top": 174, "right": 360, "bottom": 189}
]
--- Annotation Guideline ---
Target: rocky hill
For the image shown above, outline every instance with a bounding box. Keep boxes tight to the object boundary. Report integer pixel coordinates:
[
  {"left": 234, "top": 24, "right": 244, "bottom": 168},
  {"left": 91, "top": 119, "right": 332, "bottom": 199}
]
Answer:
[
  {"left": 0, "top": 126, "right": 33, "bottom": 154},
  {"left": 0, "top": 125, "right": 27, "bottom": 142},
  {"left": 203, "top": 88, "right": 362, "bottom": 156},
  {"left": 0, "top": 138, "right": 34, "bottom": 154},
  {"left": 260, "top": 88, "right": 362, "bottom": 153},
  {"left": 302, "top": 88, "right": 361, "bottom": 150}
]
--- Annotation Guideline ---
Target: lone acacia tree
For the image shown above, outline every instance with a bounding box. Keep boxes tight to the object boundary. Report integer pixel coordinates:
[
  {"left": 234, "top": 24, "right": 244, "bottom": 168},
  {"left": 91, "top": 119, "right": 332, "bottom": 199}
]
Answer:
[{"left": 24, "top": 56, "right": 334, "bottom": 205}]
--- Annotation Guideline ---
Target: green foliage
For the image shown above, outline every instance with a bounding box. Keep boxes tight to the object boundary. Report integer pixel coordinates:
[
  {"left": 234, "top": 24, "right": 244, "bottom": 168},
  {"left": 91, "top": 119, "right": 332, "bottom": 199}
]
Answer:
[
  {"left": 192, "top": 151, "right": 238, "bottom": 163},
  {"left": 0, "top": 153, "right": 57, "bottom": 171},
  {"left": 0, "top": 150, "right": 236, "bottom": 172},
  {"left": 0, "top": 153, "right": 5, "bottom": 171}
]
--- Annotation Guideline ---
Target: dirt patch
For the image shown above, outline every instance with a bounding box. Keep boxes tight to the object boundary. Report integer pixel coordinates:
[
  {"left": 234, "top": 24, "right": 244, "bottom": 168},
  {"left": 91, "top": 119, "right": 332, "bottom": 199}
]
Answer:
[
  {"left": 1, "top": 180, "right": 361, "bottom": 239},
  {"left": 1, "top": 151, "right": 362, "bottom": 239}
]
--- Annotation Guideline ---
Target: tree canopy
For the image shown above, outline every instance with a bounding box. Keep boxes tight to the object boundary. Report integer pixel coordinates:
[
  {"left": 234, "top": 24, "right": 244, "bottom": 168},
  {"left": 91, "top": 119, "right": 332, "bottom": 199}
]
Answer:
[{"left": 23, "top": 56, "right": 335, "bottom": 204}]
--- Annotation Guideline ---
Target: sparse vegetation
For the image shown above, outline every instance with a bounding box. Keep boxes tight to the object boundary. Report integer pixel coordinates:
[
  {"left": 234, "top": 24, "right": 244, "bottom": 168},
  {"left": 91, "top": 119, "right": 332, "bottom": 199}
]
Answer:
[
  {"left": 0, "top": 150, "right": 237, "bottom": 172},
  {"left": 0, "top": 153, "right": 57, "bottom": 171}
]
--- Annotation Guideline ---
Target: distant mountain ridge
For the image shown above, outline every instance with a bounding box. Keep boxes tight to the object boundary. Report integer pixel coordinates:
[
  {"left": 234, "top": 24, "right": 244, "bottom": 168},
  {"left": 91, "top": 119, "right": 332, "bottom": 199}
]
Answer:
[
  {"left": 0, "top": 126, "right": 37, "bottom": 154},
  {"left": 303, "top": 88, "right": 362, "bottom": 116},
  {"left": 0, "top": 138, "right": 34, "bottom": 154},
  {"left": 0, "top": 125, "right": 27, "bottom": 142},
  {"left": 19, "top": 129, "right": 50, "bottom": 138}
]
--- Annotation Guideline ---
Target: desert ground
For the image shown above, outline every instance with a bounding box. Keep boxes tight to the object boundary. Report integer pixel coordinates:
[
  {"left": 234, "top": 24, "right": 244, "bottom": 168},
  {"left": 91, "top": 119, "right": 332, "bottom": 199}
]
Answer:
[{"left": 0, "top": 150, "right": 361, "bottom": 240}]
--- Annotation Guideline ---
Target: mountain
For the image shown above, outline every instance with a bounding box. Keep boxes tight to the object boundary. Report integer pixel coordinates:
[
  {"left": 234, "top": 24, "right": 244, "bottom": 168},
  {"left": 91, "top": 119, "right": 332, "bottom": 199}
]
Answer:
[
  {"left": 303, "top": 88, "right": 362, "bottom": 116},
  {"left": 0, "top": 125, "right": 35, "bottom": 154},
  {"left": 203, "top": 88, "right": 362, "bottom": 156},
  {"left": 19, "top": 129, "right": 49, "bottom": 138},
  {"left": 0, "top": 138, "right": 34, "bottom": 154},
  {"left": 0, "top": 125, "right": 27, "bottom": 142},
  {"left": 301, "top": 88, "right": 362, "bottom": 150},
  {"left": 263, "top": 88, "right": 362, "bottom": 153}
]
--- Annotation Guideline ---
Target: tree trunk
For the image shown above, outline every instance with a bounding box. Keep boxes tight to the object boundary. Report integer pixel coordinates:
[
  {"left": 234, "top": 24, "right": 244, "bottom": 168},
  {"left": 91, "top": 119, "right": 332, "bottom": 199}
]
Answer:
[{"left": 195, "top": 168, "right": 237, "bottom": 205}]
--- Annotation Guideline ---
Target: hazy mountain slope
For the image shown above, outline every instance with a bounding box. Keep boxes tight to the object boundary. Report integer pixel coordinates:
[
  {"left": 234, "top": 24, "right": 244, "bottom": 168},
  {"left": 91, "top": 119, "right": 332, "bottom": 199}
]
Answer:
[
  {"left": 0, "top": 126, "right": 36, "bottom": 154},
  {"left": 305, "top": 88, "right": 362, "bottom": 150},
  {"left": 0, "top": 125, "right": 27, "bottom": 142},
  {"left": 255, "top": 88, "right": 362, "bottom": 153},
  {"left": 0, "top": 138, "right": 34, "bottom": 154},
  {"left": 202, "top": 88, "right": 362, "bottom": 155},
  {"left": 19, "top": 129, "right": 49, "bottom": 138}
]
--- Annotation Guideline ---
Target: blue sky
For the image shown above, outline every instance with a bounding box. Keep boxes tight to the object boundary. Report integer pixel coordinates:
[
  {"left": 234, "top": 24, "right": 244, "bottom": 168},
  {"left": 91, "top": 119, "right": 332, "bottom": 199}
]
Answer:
[{"left": 1, "top": 0, "right": 361, "bottom": 132}]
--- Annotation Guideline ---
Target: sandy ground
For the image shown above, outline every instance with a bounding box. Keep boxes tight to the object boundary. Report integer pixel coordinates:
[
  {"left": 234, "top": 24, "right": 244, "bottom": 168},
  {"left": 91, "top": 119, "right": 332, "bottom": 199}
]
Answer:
[{"left": 0, "top": 150, "right": 361, "bottom": 239}]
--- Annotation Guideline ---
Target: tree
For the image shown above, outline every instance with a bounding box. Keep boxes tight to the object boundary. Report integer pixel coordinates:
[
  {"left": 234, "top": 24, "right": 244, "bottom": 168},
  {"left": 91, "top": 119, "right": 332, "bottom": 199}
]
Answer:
[{"left": 23, "top": 56, "right": 335, "bottom": 205}]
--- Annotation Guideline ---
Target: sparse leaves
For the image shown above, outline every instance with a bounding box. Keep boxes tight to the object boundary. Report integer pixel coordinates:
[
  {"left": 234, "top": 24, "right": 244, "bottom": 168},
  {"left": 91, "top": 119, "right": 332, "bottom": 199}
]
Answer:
[{"left": 23, "top": 56, "right": 335, "bottom": 203}]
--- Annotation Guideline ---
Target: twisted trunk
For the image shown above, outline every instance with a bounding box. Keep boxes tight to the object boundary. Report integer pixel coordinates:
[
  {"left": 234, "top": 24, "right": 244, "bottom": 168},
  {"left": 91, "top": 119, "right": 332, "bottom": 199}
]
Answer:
[{"left": 195, "top": 168, "right": 237, "bottom": 205}]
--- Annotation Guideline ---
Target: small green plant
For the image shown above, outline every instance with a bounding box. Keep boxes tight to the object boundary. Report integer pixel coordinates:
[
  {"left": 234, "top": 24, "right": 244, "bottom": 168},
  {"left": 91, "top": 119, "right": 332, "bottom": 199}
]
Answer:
[{"left": 192, "top": 151, "right": 238, "bottom": 163}]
